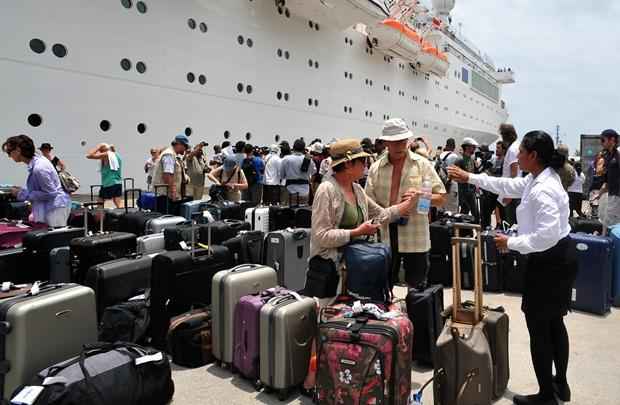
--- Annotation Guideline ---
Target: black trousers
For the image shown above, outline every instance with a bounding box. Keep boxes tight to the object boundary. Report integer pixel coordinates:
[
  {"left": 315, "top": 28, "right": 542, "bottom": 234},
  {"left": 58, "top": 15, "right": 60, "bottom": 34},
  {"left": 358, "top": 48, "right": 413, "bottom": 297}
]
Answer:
[
  {"left": 479, "top": 191, "right": 499, "bottom": 229},
  {"left": 389, "top": 224, "right": 430, "bottom": 287},
  {"left": 502, "top": 198, "right": 520, "bottom": 226},
  {"left": 262, "top": 185, "right": 281, "bottom": 205},
  {"left": 458, "top": 187, "right": 479, "bottom": 223},
  {"left": 568, "top": 192, "right": 584, "bottom": 217}
]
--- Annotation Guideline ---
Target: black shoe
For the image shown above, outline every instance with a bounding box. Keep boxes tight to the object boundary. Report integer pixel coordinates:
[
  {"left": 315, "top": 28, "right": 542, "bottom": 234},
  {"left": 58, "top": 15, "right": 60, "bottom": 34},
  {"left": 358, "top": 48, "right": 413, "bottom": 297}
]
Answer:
[
  {"left": 553, "top": 377, "right": 571, "bottom": 402},
  {"left": 513, "top": 393, "right": 558, "bottom": 405}
]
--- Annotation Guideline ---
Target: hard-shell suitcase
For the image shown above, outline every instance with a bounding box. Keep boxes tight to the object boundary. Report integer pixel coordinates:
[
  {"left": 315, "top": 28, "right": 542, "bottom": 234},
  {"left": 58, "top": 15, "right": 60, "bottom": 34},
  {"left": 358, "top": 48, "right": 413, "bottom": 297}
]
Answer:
[
  {"left": 70, "top": 232, "right": 137, "bottom": 283},
  {"left": 293, "top": 207, "right": 312, "bottom": 228},
  {"left": 481, "top": 230, "right": 504, "bottom": 292},
  {"left": 1, "top": 202, "right": 30, "bottom": 221},
  {"left": 405, "top": 284, "right": 444, "bottom": 365},
  {"left": 0, "top": 248, "right": 25, "bottom": 283},
  {"left": 199, "top": 219, "right": 251, "bottom": 245},
  {"left": 0, "top": 222, "right": 47, "bottom": 249},
  {"left": 167, "top": 306, "right": 214, "bottom": 368},
  {"left": 317, "top": 301, "right": 413, "bottom": 405},
  {"left": 569, "top": 217, "right": 603, "bottom": 234},
  {"left": 85, "top": 254, "right": 154, "bottom": 319},
  {"left": 180, "top": 199, "right": 210, "bottom": 221},
  {"left": 259, "top": 292, "right": 317, "bottom": 400},
  {"left": 610, "top": 225, "right": 620, "bottom": 307},
  {"left": 245, "top": 206, "right": 271, "bottom": 233},
  {"left": 269, "top": 206, "right": 295, "bottom": 231},
  {"left": 502, "top": 251, "right": 527, "bottom": 294},
  {"left": 147, "top": 214, "right": 186, "bottom": 234},
  {"left": 0, "top": 283, "right": 98, "bottom": 400},
  {"left": 164, "top": 222, "right": 209, "bottom": 251},
  {"left": 222, "top": 230, "right": 265, "bottom": 265},
  {"left": 569, "top": 233, "right": 613, "bottom": 314},
  {"left": 264, "top": 228, "right": 310, "bottom": 291},
  {"left": 429, "top": 220, "right": 454, "bottom": 287},
  {"left": 149, "top": 246, "right": 232, "bottom": 350},
  {"left": 117, "top": 188, "right": 164, "bottom": 236},
  {"left": 137, "top": 232, "right": 165, "bottom": 255},
  {"left": 211, "top": 264, "right": 278, "bottom": 367},
  {"left": 482, "top": 308, "right": 510, "bottom": 398},
  {"left": 207, "top": 200, "right": 244, "bottom": 221},
  {"left": 22, "top": 227, "right": 85, "bottom": 282},
  {"left": 233, "top": 288, "right": 285, "bottom": 382},
  {"left": 434, "top": 223, "right": 496, "bottom": 405},
  {"left": 49, "top": 246, "right": 71, "bottom": 283}
]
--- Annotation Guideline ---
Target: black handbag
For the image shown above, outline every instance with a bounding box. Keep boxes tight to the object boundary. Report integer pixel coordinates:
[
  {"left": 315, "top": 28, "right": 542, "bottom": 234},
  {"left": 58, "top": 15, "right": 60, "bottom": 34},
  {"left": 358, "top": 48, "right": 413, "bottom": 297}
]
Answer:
[
  {"left": 99, "top": 297, "right": 150, "bottom": 344},
  {"left": 303, "top": 255, "right": 339, "bottom": 298}
]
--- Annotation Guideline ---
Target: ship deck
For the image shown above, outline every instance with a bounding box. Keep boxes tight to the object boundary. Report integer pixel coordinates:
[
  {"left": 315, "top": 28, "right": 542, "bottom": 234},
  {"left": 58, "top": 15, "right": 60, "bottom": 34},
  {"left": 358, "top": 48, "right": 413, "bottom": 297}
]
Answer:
[{"left": 171, "top": 286, "right": 620, "bottom": 405}]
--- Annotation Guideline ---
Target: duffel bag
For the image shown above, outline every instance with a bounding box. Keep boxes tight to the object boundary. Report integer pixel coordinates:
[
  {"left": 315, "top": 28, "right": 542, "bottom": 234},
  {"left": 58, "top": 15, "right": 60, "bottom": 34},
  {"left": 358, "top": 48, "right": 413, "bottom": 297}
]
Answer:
[
  {"left": 167, "top": 306, "right": 214, "bottom": 368},
  {"left": 342, "top": 240, "right": 392, "bottom": 302},
  {"left": 99, "top": 296, "right": 150, "bottom": 344},
  {"left": 11, "top": 342, "right": 174, "bottom": 405}
]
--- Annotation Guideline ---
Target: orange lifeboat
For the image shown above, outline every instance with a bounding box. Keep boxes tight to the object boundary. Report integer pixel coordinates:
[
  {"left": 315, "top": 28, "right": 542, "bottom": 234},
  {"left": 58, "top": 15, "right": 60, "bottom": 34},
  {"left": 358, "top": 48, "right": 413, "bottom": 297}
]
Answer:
[
  {"left": 367, "top": 19, "right": 422, "bottom": 63},
  {"left": 415, "top": 40, "right": 449, "bottom": 76}
]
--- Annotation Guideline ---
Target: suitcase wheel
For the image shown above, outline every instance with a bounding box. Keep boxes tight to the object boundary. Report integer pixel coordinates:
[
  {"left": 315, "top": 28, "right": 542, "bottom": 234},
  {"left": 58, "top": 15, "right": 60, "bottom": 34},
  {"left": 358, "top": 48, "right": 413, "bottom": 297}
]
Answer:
[
  {"left": 277, "top": 388, "right": 289, "bottom": 401},
  {"left": 254, "top": 380, "right": 263, "bottom": 391},
  {"left": 230, "top": 364, "right": 238, "bottom": 375}
]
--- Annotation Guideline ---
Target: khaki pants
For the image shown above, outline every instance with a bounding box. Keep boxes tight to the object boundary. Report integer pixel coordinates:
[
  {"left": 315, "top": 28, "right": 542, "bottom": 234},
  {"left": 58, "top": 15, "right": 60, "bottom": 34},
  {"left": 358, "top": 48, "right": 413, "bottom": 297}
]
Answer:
[{"left": 189, "top": 185, "right": 205, "bottom": 201}]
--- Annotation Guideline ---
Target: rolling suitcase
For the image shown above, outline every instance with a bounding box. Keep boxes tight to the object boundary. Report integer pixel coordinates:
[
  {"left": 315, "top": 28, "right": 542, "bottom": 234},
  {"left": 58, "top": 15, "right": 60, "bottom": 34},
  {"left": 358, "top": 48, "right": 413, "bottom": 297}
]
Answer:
[
  {"left": 211, "top": 264, "right": 278, "bottom": 367},
  {"left": 611, "top": 225, "right": 620, "bottom": 307},
  {"left": 293, "top": 206, "right": 312, "bottom": 228},
  {"left": 1, "top": 202, "right": 30, "bottom": 221},
  {"left": 429, "top": 220, "right": 454, "bottom": 287},
  {"left": 222, "top": 230, "right": 265, "bottom": 265},
  {"left": 49, "top": 246, "right": 71, "bottom": 283},
  {"left": 207, "top": 200, "right": 244, "bottom": 221},
  {"left": 480, "top": 229, "right": 504, "bottom": 292},
  {"left": 22, "top": 226, "right": 85, "bottom": 282},
  {"left": 199, "top": 219, "right": 251, "bottom": 245},
  {"left": 117, "top": 188, "right": 164, "bottom": 236},
  {"left": 164, "top": 221, "right": 211, "bottom": 251},
  {"left": 0, "top": 248, "right": 26, "bottom": 284},
  {"left": 316, "top": 300, "right": 412, "bottom": 405},
  {"left": 502, "top": 251, "right": 527, "bottom": 294},
  {"left": 85, "top": 254, "right": 154, "bottom": 320},
  {"left": 269, "top": 206, "right": 295, "bottom": 231},
  {"left": 259, "top": 292, "right": 317, "bottom": 400},
  {"left": 245, "top": 206, "right": 271, "bottom": 233},
  {"left": 264, "top": 228, "right": 310, "bottom": 291},
  {"left": 167, "top": 306, "right": 214, "bottom": 368},
  {"left": 405, "top": 284, "right": 444, "bottom": 365},
  {"left": 569, "top": 217, "right": 603, "bottom": 234},
  {"left": 569, "top": 233, "right": 613, "bottom": 314},
  {"left": 180, "top": 199, "right": 210, "bottom": 221},
  {"left": 434, "top": 223, "right": 496, "bottom": 405},
  {"left": 147, "top": 214, "right": 186, "bottom": 234},
  {"left": 137, "top": 232, "right": 165, "bottom": 255},
  {"left": 0, "top": 283, "right": 97, "bottom": 401}
]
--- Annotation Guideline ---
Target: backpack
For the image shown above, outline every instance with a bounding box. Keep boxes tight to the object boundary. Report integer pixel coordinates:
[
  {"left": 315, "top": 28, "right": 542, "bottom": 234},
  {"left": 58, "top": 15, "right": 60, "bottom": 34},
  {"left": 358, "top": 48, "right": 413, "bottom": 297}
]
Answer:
[
  {"left": 242, "top": 157, "right": 258, "bottom": 185},
  {"left": 435, "top": 152, "right": 454, "bottom": 189}
]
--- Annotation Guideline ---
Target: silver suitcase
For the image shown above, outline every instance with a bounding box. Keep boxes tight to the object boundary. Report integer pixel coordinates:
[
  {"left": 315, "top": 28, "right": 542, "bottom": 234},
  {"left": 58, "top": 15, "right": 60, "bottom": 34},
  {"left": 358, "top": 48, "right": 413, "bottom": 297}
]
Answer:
[
  {"left": 49, "top": 246, "right": 71, "bottom": 283},
  {"left": 264, "top": 228, "right": 310, "bottom": 291},
  {"left": 211, "top": 264, "right": 277, "bottom": 366},
  {"left": 259, "top": 292, "right": 317, "bottom": 400},
  {"left": 146, "top": 215, "right": 186, "bottom": 234},
  {"left": 0, "top": 283, "right": 97, "bottom": 400},
  {"left": 137, "top": 232, "right": 165, "bottom": 255}
]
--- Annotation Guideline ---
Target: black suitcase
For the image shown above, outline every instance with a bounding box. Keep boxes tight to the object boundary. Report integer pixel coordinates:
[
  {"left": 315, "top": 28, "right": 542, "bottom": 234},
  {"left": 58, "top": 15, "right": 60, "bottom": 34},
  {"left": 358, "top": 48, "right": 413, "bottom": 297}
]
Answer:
[
  {"left": 429, "top": 221, "right": 453, "bottom": 286},
  {"left": 0, "top": 248, "right": 26, "bottom": 283},
  {"left": 117, "top": 188, "right": 164, "bottom": 236},
  {"left": 207, "top": 200, "right": 244, "bottom": 221},
  {"left": 501, "top": 251, "right": 527, "bottom": 294},
  {"left": 569, "top": 217, "right": 603, "bottom": 234},
  {"left": 67, "top": 209, "right": 98, "bottom": 232},
  {"left": 164, "top": 222, "right": 210, "bottom": 251},
  {"left": 85, "top": 254, "right": 154, "bottom": 320},
  {"left": 148, "top": 246, "right": 232, "bottom": 349},
  {"left": 0, "top": 202, "right": 30, "bottom": 221},
  {"left": 70, "top": 232, "right": 137, "bottom": 283},
  {"left": 481, "top": 230, "right": 504, "bottom": 292},
  {"left": 405, "top": 284, "right": 444, "bottom": 365},
  {"left": 269, "top": 206, "right": 296, "bottom": 231},
  {"left": 222, "top": 230, "right": 265, "bottom": 265},
  {"left": 198, "top": 219, "right": 250, "bottom": 245},
  {"left": 293, "top": 206, "right": 312, "bottom": 228}
]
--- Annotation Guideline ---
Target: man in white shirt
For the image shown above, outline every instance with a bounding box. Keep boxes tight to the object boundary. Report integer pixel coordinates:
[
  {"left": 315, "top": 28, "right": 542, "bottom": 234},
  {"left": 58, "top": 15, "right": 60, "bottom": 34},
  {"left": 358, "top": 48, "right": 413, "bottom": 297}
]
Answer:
[
  {"left": 499, "top": 123, "right": 521, "bottom": 225},
  {"left": 280, "top": 139, "right": 316, "bottom": 205},
  {"left": 263, "top": 144, "right": 282, "bottom": 205},
  {"left": 437, "top": 138, "right": 459, "bottom": 213}
]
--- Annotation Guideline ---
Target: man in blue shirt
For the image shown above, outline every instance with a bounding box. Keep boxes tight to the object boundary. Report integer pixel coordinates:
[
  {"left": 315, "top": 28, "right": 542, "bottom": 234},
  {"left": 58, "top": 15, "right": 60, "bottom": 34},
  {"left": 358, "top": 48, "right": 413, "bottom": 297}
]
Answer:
[{"left": 241, "top": 144, "right": 264, "bottom": 204}]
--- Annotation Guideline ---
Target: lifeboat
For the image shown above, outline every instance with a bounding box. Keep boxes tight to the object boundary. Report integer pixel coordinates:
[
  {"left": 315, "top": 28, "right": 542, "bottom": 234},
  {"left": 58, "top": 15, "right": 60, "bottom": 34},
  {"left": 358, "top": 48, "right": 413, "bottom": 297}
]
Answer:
[
  {"left": 282, "top": 0, "right": 389, "bottom": 30},
  {"left": 367, "top": 19, "right": 422, "bottom": 63},
  {"left": 414, "top": 41, "right": 449, "bottom": 76}
]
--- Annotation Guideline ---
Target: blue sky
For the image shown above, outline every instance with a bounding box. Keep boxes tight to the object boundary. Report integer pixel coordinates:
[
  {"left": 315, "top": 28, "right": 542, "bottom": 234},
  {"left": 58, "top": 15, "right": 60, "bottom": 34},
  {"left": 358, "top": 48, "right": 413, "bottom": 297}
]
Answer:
[{"left": 444, "top": 0, "right": 620, "bottom": 153}]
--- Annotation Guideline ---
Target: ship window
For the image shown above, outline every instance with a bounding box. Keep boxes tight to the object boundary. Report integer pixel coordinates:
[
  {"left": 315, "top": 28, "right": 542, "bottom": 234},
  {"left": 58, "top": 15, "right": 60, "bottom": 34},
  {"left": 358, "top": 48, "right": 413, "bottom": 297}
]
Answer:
[
  {"left": 284, "top": 51, "right": 290, "bottom": 59},
  {"left": 121, "top": 0, "right": 132, "bottom": 9},
  {"left": 462, "top": 68, "right": 469, "bottom": 83},
  {"left": 348, "top": 107, "right": 352, "bottom": 113},
  {"left": 314, "top": 99, "right": 319, "bottom": 107},
  {"left": 315, "top": 23, "right": 320, "bottom": 31},
  {"left": 27, "top": 114, "right": 42, "bottom": 127},
  {"left": 285, "top": 8, "right": 290, "bottom": 18},
  {"left": 245, "top": 132, "right": 252, "bottom": 141},
  {"left": 185, "top": 127, "right": 192, "bottom": 136},
  {"left": 247, "top": 38, "right": 254, "bottom": 48},
  {"left": 236, "top": 83, "right": 243, "bottom": 92},
  {"left": 277, "top": 49, "right": 282, "bottom": 57},
  {"left": 314, "top": 61, "right": 319, "bottom": 69},
  {"left": 136, "top": 1, "right": 147, "bottom": 13},
  {"left": 308, "top": 98, "right": 312, "bottom": 106},
  {"left": 275, "top": 134, "right": 280, "bottom": 142},
  {"left": 52, "top": 43, "right": 67, "bottom": 58},
  {"left": 284, "top": 93, "right": 289, "bottom": 101},
  {"left": 120, "top": 58, "right": 132, "bottom": 71},
  {"left": 224, "top": 131, "right": 231, "bottom": 139},
  {"left": 246, "top": 85, "right": 253, "bottom": 94},
  {"left": 99, "top": 120, "right": 111, "bottom": 132},
  {"left": 187, "top": 72, "right": 195, "bottom": 83},
  {"left": 136, "top": 61, "right": 146, "bottom": 74},
  {"left": 137, "top": 123, "right": 147, "bottom": 134},
  {"left": 309, "top": 21, "right": 314, "bottom": 29},
  {"left": 29, "top": 38, "right": 45, "bottom": 54},
  {"left": 237, "top": 35, "right": 245, "bottom": 45},
  {"left": 198, "top": 74, "right": 206, "bottom": 85},
  {"left": 188, "top": 18, "right": 196, "bottom": 30},
  {"left": 277, "top": 91, "right": 282, "bottom": 100},
  {"left": 199, "top": 23, "right": 208, "bottom": 33}
]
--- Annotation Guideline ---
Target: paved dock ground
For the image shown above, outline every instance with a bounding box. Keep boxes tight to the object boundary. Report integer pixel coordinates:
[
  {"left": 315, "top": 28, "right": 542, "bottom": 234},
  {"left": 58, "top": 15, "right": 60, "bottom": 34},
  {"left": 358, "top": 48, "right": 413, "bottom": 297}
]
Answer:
[{"left": 171, "top": 286, "right": 620, "bottom": 405}]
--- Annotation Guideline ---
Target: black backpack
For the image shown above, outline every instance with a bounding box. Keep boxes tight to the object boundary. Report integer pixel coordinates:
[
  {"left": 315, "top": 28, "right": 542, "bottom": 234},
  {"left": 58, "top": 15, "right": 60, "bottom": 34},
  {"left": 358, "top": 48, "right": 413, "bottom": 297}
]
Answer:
[
  {"left": 242, "top": 157, "right": 258, "bottom": 185},
  {"left": 435, "top": 152, "right": 454, "bottom": 189}
]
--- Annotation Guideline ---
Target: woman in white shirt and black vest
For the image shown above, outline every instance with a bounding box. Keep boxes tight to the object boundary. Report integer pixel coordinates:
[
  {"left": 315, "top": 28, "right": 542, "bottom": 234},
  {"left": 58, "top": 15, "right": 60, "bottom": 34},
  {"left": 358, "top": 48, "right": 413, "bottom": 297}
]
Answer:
[{"left": 449, "top": 130, "right": 577, "bottom": 405}]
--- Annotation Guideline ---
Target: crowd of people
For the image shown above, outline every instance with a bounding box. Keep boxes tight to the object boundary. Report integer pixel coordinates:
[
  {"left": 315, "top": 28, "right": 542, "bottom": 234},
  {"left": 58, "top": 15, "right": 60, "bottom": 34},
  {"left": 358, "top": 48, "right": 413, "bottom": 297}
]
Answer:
[{"left": 3, "top": 121, "right": 620, "bottom": 405}]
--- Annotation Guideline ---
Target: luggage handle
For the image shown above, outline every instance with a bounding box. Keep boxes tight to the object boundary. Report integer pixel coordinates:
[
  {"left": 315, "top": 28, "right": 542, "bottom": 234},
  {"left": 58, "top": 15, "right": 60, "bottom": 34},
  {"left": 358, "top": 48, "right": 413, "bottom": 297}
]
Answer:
[
  {"left": 230, "top": 263, "right": 260, "bottom": 272},
  {"left": 123, "top": 177, "right": 135, "bottom": 192},
  {"left": 154, "top": 184, "right": 171, "bottom": 214},
  {"left": 124, "top": 188, "right": 142, "bottom": 213},
  {"left": 83, "top": 202, "right": 104, "bottom": 236},
  {"left": 89, "top": 185, "right": 102, "bottom": 202},
  {"left": 451, "top": 224, "right": 483, "bottom": 325}
]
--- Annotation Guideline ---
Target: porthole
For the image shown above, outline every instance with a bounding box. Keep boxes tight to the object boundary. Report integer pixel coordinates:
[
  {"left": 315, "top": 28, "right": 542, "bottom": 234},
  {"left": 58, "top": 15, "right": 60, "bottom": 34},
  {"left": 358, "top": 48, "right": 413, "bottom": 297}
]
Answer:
[
  {"left": 314, "top": 61, "right": 319, "bottom": 69},
  {"left": 308, "top": 59, "right": 313, "bottom": 67},
  {"left": 121, "top": 0, "right": 132, "bottom": 9},
  {"left": 277, "top": 91, "right": 282, "bottom": 100},
  {"left": 237, "top": 83, "right": 244, "bottom": 92},
  {"left": 246, "top": 38, "right": 253, "bottom": 48},
  {"left": 275, "top": 134, "right": 281, "bottom": 142},
  {"left": 136, "top": 1, "right": 147, "bottom": 13},
  {"left": 277, "top": 49, "right": 282, "bottom": 57},
  {"left": 29, "top": 38, "right": 45, "bottom": 54},
  {"left": 80, "top": 140, "right": 87, "bottom": 147},
  {"left": 120, "top": 58, "right": 132, "bottom": 71},
  {"left": 315, "top": 23, "right": 320, "bottom": 31},
  {"left": 344, "top": 106, "right": 347, "bottom": 113},
  {"left": 237, "top": 35, "right": 245, "bottom": 45},
  {"left": 187, "top": 72, "right": 195, "bottom": 83},
  {"left": 284, "top": 51, "right": 290, "bottom": 59},
  {"left": 52, "top": 43, "right": 67, "bottom": 58},
  {"left": 27, "top": 114, "right": 42, "bottom": 127},
  {"left": 284, "top": 93, "right": 289, "bottom": 101},
  {"left": 137, "top": 123, "right": 147, "bottom": 134},
  {"left": 99, "top": 120, "right": 111, "bottom": 132},
  {"left": 136, "top": 61, "right": 146, "bottom": 74},
  {"left": 198, "top": 74, "right": 206, "bottom": 85},
  {"left": 246, "top": 85, "right": 253, "bottom": 94},
  {"left": 188, "top": 18, "right": 196, "bottom": 30},
  {"left": 185, "top": 127, "right": 192, "bottom": 136},
  {"left": 308, "top": 98, "right": 312, "bottom": 106},
  {"left": 199, "top": 22, "right": 208, "bottom": 33},
  {"left": 245, "top": 132, "right": 252, "bottom": 141},
  {"left": 309, "top": 21, "right": 314, "bottom": 29},
  {"left": 224, "top": 130, "right": 231, "bottom": 139},
  {"left": 348, "top": 107, "right": 352, "bottom": 113},
  {"left": 314, "top": 99, "right": 319, "bottom": 107},
  {"left": 285, "top": 8, "right": 290, "bottom": 18},
  {"left": 277, "top": 6, "right": 283, "bottom": 15}
]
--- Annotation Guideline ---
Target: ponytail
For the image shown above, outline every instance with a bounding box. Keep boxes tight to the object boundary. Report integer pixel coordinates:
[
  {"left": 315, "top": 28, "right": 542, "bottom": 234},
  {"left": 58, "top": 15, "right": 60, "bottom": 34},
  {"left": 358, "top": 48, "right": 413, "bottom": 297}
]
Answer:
[{"left": 550, "top": 150, "right": 566, "bottom": 171}]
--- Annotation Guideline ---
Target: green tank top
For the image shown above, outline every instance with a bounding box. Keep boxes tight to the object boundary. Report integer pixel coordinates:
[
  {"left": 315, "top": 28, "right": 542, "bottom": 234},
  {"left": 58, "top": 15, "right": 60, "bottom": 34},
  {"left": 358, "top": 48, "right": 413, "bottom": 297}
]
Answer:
[
  {"left": 101, "top": 153, "right": 122, "bottom": 187},
  {"left": 340, "top": 201, "right": 363, "bottom": 230}
]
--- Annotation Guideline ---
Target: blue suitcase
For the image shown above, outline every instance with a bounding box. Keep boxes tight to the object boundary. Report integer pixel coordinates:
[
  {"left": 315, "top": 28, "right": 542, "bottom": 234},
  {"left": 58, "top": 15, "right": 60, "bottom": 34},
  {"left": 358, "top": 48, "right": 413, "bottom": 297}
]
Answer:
[
  {"left": 610, "top": 225, "right": 620, "bottom": 307},
  {"left": 180, "top": 200, "right": 210, "bottom": 221},
  {"left": 569, "top": 233, "right": 613, "bottom": 315}
]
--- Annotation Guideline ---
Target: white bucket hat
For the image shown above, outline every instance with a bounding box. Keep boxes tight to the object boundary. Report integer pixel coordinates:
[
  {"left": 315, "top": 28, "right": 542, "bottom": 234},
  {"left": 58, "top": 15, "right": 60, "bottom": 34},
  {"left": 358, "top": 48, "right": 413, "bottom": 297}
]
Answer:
[
  {"left": 379, "top": 118, "right": 413, "bottom": 142},
  {"left": 462, "top": 137, "right": 479, "bottom": 147}
]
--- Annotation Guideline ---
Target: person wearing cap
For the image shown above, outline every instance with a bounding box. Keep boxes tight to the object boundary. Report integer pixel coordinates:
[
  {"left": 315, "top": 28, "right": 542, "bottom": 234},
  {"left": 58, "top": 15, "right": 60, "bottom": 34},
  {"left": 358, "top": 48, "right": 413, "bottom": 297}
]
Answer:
[
  {"left": 152, "top": 134, "right": 191, "bottom": 202},
  {"left": 309, "top": 138, "right": 416, "bottom": 301},
  {"left": 39, "top": 143, "right": 65, "bottom": 173},
  {"left": 280, "top": 138, "right": 316, "bottom": 205},
  {"left": 437, "top": 138, "right": 460, "bottom": 213},
  {"left": 365, "top": 119, "right": 446, "bottom": 288},
  {"left": 263, "top": 144, "right": 282, "bottom": 205},
  {"left": 241, "top": 143, "right": 264, "bottom": 204},
  {"left": 499, "top": 123, "right": 522, "bottom": 225},
  {"left": 207, "top": 156, "right": 248, "bottom": 202},
  {"left": 454, "top": 137, "right": 480, "bottom": 221},
  {"left": 86, "top": 142, "right": 123, "bottom": 208},
  {"left": 185, "top": 141, "right": 209, "bottom": 200},
  {"left": 599, "top": 129, "right": 620, "bottom": 233}
]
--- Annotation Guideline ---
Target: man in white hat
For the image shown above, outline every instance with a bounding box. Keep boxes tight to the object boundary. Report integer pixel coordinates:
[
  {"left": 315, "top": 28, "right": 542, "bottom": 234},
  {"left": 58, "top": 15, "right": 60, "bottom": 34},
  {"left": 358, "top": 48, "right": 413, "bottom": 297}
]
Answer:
[
  {"left": 454, "top": 137, "right": 480, "bottom": 221},
  {"left": 366, "top": 118, "right": 446, "bottom": 287},
  {"left": 263, "top": 144, "right": 282, "bottom": 205}
]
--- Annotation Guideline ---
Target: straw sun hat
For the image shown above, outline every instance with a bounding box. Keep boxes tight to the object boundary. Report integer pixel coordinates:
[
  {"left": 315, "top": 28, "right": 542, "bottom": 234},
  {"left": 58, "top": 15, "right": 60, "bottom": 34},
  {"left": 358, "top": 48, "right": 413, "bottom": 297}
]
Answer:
[{"left": 329, "top": 138, "right": 371, "bottom": 168}]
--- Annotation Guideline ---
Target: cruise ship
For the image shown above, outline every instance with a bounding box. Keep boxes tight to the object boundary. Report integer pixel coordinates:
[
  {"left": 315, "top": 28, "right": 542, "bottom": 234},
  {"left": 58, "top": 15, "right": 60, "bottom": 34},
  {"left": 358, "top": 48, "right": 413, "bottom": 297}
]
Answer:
[{"left": 0, "top": 0, "right": 515, "bottom": 188}]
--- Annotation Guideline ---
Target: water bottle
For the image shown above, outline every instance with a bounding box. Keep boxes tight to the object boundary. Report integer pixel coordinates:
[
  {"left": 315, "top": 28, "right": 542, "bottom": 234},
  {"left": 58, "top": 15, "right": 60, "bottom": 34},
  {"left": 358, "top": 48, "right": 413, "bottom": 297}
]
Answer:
[{"left": 417, "top": 177, "right": 432, "bottom": 215}]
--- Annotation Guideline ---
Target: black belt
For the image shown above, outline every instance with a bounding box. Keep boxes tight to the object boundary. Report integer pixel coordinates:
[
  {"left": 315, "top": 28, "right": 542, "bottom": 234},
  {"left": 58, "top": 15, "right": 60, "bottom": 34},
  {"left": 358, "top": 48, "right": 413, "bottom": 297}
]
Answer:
[{"left": 285, "top": 179, "right": 309, "bottom": 186}]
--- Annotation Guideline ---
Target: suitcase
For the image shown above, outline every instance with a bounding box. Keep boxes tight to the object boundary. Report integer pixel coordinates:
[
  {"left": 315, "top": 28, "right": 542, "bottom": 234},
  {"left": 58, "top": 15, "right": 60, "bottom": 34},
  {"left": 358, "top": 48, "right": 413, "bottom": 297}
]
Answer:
[
  {"left": 0, "top": 202, "right": 30, "bottom": 221},
  {"left": 137, "top": 232, "right": 165, "bottom": 255},
  {"left": 429, "top": 221, "right": 454, "bottom": 287},
  {"left": 103, "top": 207, "right": 137, "bottom": 232},
  {"left": 49, "top": 246, "right": 71, "bottom": 283},
  {"left": 611, "top": 225, "right": 620, "bottom": 307},
  {"left": 259, "top": 292, "right": 317, "bottom": 400},
  {"left": 167, "top": 306, "right": 214, "bottom": 368},
  {"left": 117, "top": 188, "right": 164, "bottom": 236},
  {"left": 405, "top": 284, "right": 444, "bottom": 365},
  {"left": 482, "top": 307, "right": 510, "bottom": 398},
  {"left": 22, "top": 227, "right": 85, "bottom": 282},
  {"left": 67, "top": 208, "right": 98, "bottom": 232},
  {"left": 434, "top": 223, "right": 496, "bottom": 405},
  {"left": 0, "top": 248, "right": 26, "bottom": 284},
  {"left": 211, "top": 264, "right": 278, "bottom": 367},
  {"left": 69, "top": 232, "right": 137, "bottom": 284},
  {"left": 164, "top": 222, "right": 209, "bottom": 251},
  {"left": 147, "top": 214, "right": 186, "bottom": 234},
  {"left": 0, "top": 221, "right": 47, "bottom": 249},
  {"left": 222, "top": 230, "right": 265, "bottom": 265},
  {"left": 481, "top": 230, "right": 504, "bottom": 292},
  {"left": 245, "top": 206, "right": 271, "bottom": 233},
  {"left": 569, "top": 233, "right": 613, "bottom": 314},
  {"left": 199, "top": 219, "right": 251, "bottom": 245},
  {"left": 0, "top": 283, "right": 98, "bottom": 401},
  {"left": 316, "top": 301, "right": 413, "bottom": 405},
  {"left": 207, "top": 200, "right": 244, "bottom": 221},
  {"left": 264, "top": 228, "right": 310, "bottom": 291},
  {"left": 501, "top": 251, "right": 527, "bottom": 294},
  {"left": 569, "top": 217, "right": 603, "bottom": 234},
  {"left": 85, "top": 254, "right": 154, "bottom": 319},
  {"left": 293, "top": 206, "right": 312, "bottom": 228},
  {"left": 269, "top": 206, "right": 295, "bottom": 231},
  {"left": 149, "top": 246, "right": 233, "bottom": 350},
  {"left": 180, "top": 199, "right": 211, "bottom": 221},
  {"left": 233, "top": 288, "right": 285, "bottom": 382}
]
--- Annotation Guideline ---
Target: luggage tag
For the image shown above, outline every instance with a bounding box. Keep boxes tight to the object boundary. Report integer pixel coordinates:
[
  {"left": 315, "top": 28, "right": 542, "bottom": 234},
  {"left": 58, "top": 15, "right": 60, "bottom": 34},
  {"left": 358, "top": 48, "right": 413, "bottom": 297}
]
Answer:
[
  {"left": 409, "top": 391, "right": 422, "bottom": 405},
  {"left": 10, "top": 386, "right": 44, "bottom": 405}
]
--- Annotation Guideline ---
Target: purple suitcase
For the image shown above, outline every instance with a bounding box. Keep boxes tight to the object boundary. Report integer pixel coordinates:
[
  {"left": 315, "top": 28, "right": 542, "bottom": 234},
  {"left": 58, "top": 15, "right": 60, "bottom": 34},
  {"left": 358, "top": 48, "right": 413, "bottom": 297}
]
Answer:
[{"left": 232, "top": 288, "right": 287, "bottom": 383}]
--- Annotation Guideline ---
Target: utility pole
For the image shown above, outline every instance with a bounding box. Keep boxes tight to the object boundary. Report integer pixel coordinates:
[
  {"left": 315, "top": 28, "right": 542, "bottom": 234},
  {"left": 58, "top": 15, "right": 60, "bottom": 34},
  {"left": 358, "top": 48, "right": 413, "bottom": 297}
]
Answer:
[{"left": 555, "top": 125, "right": 561, "bottom": 145}]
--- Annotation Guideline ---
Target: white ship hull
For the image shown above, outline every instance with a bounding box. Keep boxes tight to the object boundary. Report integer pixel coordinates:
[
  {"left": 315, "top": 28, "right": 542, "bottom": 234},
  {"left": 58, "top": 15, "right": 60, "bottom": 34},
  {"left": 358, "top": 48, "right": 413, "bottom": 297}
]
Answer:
[{"left": 0, "top": 0, "right": 510, "bottom": 188}]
